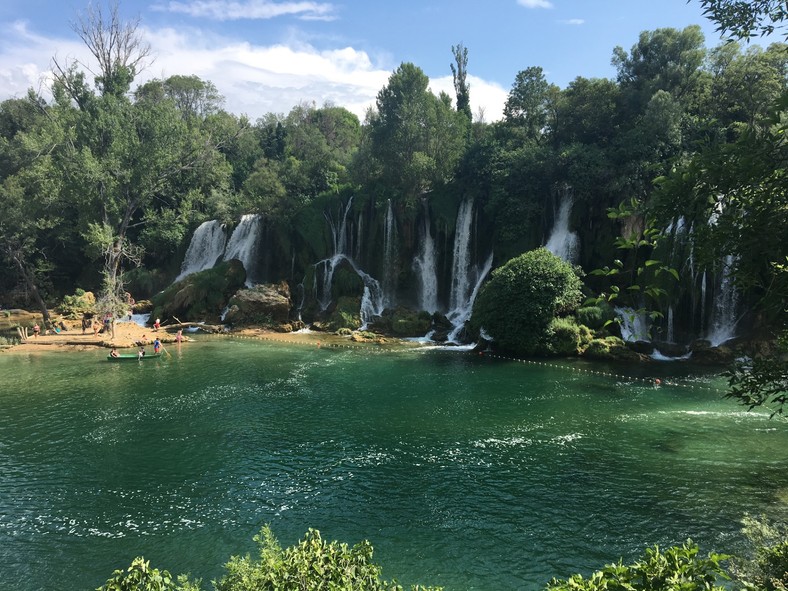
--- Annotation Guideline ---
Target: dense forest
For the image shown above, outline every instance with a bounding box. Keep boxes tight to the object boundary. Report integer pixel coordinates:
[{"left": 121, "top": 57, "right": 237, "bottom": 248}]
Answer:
[{"left": 1, "top": 4, "right": 786, "bottom": 376}]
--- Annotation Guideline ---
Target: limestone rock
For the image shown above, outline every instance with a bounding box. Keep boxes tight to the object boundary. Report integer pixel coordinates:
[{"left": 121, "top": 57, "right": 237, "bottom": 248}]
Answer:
[
  {"left": 150, "top": 260, "right": 247, "bottom": 324},
  {"left": 224, "top": 282, "right": 292, "bottom": 326}
]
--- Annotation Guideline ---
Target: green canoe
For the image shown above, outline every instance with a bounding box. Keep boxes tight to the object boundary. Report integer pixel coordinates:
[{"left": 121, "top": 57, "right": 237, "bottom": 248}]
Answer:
[{"left": 106, "top": 352, "right": 163, "bottom": 361}]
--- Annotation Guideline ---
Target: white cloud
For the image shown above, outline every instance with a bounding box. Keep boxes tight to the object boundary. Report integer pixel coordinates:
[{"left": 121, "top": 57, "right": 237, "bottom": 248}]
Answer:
[
  {"left": 559, "top": 18, "right": 585, "bottom": 25},
  {"left": 517, "top": 0, "right": 553, "bottom": 8},
  {"left": 0, "top": 21, "right": 507, "bottom": 123},
  {"left": 154, "top": 0, "right": 337, "bottom": 21},
  {"left": 0, "top": 21, "right": 86, "bottom": 100}
]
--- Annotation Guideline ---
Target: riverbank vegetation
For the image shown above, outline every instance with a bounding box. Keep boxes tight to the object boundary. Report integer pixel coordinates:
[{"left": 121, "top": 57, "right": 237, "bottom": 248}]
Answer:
[{"left": 98, "top": 517, "right": 788, "bottom": 591}]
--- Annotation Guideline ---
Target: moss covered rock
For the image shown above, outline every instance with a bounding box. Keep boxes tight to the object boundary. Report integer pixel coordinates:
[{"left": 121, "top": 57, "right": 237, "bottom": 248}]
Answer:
[
  {"left": 150, "top": 260, "right": 246, "bottom": 324},
  {"left": 369, "top": 307, "right": 432, "bottom": 337},
  {"left": 322, "top": 296, "right": 363, "bottom": 332},
  {"left": 583, "top": 336, "right": 644, "bottom": 361},
  {"left": 224, "top": 282, "right": 292, "bottom": 327}
]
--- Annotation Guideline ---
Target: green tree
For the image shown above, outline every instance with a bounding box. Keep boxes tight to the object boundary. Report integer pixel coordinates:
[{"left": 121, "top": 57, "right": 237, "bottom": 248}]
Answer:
[
  {"left": 502, "top": 66, "right": 554, "bottom": 142},
  {"left": 450, "top": 43, "right": 472, "bottom": 121},
  {"left": 45, "top": 5, "right": 232, "bottom": 311},
  {"left": 612, "top": 26, "right": 708, "bottom": 112},
  {"left": 471, "top": 247, "right": 583, "bottom": 355},
  {"left": 367, "top": 62, "right": 468, "bottom": 202},
  {"left": 698, "top": 0, "right": 788, "bottom": 40},
  {"left": 708, "top": 42, "right": 788, "bottom": 131},
  {"left": 0, "top": 93, "right": 70, "bottom": 323}
]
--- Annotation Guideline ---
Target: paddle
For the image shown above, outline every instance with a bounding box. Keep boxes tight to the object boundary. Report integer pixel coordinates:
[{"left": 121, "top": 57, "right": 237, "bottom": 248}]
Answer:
[{"left": 161, "top": 344, "right": 172, "bottom": 358}]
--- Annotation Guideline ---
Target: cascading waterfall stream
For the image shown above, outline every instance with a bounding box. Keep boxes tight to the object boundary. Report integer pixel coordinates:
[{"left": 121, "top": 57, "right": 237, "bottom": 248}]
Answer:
[
  {"left": 446, "top": 198, "right": 493, "bottom": 342},
  {"left": 312, "top": 197, "right": 385, "bottom": 327},
  {"left": 615, "top": 306, "right": 650, "bottom": 342},
  {"left": 545, "top": 194, "right": 579, "bottom": 263},
  {"left": 707, "top": 255, "right": 739, "bottom": 346},
  {"left": 223, "top": 214, "right": 261, "bottom": 287},
  {"left": 382, "top": 200, "right": 398, "bottom": 308},
  {"left": 666, "top": 306, "right": 675, "bottom": 344},
  {"left": 413, "top": 203, "right": 439, "bottom": 314},
  {"left": 176, "top": 220, "right": 227, "bottom": 281},
  {"left": 447, "top": 252, "right": 493, "bottom": 343},
  {"left": 313, "top": 199, "right": 355, "bottom": 312},
  {"left": 449, "top": 199, "right": 475, "bottom": 314}
]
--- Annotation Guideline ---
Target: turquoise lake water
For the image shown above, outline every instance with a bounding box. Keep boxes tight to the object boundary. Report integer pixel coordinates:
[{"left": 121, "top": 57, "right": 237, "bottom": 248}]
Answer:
[{"left": 1, "top": 337, "right": 787, "bottom": 590}]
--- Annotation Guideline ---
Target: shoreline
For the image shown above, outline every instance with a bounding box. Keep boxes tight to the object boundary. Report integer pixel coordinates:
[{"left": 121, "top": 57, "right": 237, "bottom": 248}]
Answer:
[{"left": 0, "top": 320, "right": 421, "bottom": 355}]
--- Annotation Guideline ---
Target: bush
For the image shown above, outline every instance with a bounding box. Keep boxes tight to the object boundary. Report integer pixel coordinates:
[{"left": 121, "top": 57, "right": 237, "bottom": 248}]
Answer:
[
  {"left": 215, "top": 526, "right": 440, "bottom": 591},
  {"left": 731, "top": 515, "right": 788, "bottom": 591},
  {"left": 58, "top": 289, "right": 96, "bottom": 318},
  {"left": 547, "top": 540, "right": 729, "bottom": 591},
  {"left": 543, "top": 317, "right": 593, "bottom": 356},
  {"left": 576, "top": 301, "right": 615, "bottom": 331},
  {"left": 470, "top": 248, "right": 583, "bottom": 356},
  {"left": 96, "top": 557, "right": 199, "bottom": 591}
]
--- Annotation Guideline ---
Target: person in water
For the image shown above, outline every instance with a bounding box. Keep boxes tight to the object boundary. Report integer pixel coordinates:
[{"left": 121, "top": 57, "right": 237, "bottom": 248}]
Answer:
[
  {"left": 137, "top": 347, "right": 146, "bottom": 358},
  {"left": 110, "top": 348, "right": 120, "bottom": 358},
  {"left": 153, "top": 338, "right": 161, "bottom": 354}
]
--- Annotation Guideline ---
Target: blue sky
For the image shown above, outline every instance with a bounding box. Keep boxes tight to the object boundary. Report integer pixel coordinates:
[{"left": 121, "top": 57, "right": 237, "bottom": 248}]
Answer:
[{"left": 0, "top": 0, "right": 741, "bottom": 121}]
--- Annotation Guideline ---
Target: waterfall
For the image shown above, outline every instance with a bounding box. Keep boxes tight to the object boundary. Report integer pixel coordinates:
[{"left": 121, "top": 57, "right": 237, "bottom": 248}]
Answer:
[
  {"left": 447, "top": 252, "right": 493, "bottom": 343},
  {"left": 545, "top": 195, "right": 579, "bottom": 264},
  {"left": 313, "top": 254, "right": 384, "bottom": 327},
  {"left": 176, "top": 220, "right": 227, "bottom": 281},
  {"left": 326, "top": 197, "right": 353, "bottom": 256},
  {"left": 358, "top": 268, "right": 385, "bottom": 328},
  {"left": 315, "top": 199, "right": 354, "bottom": 310},
  {"left": 413, "top": 204, "right": 439, "bottom": 314},
  {"left": 312, "top": 198, "right": 385, "bottom": 326},
  {"left": 314, "top": 256, "right": 341, "bottom": 311},
  {"left": 700, "top": 271, "right": 707, "bottom": 334},
  {"left": 666, "top": 305, "right": 675, "bottom": 343},
  {"left": 449, "top": 199, "right": 475, "bottom": 313},
  {"left": 382, "top": 200, "right": 398, "bottom": 307},
  {"left": 615, "top": 306, "right": 650, "bottom": 342},
  {"left": 707, "top": 255, "right": 739, "bottom": 346},
  {"left": 223, "top": 214, "right": 261, "bottom": 286},
  {"left": 447, "top": 199, "right": 493, "bottom": 342}
]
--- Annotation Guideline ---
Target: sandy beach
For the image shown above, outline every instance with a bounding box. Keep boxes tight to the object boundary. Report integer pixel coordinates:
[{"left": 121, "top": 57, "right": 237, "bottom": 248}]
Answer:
[
  {"left": 0, "top": 315, "right": 407, "bottom": 355},
  {"left": 0, "top": 316, "right": 186, "bottom": 354}
]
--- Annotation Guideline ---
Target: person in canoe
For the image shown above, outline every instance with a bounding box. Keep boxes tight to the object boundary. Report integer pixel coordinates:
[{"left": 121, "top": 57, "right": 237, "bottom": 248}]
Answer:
[{"left": 109, "top": 348, "right": 120, "bottom": 358}]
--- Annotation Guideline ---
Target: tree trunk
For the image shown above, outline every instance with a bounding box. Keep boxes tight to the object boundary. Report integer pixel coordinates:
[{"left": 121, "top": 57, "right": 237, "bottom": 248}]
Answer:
[{"left": 10, "top": 250, "right": 51, "bottom": 326}]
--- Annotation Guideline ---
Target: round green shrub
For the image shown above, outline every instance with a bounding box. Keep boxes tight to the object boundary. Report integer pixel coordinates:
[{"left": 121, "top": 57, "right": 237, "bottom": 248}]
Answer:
[{"left": 471, "top": 247, "right": 583, "bottom": 356}]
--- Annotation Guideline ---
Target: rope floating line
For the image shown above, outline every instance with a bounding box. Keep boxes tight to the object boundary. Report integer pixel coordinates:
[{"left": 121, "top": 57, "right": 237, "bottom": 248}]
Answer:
[{"left": 203, "top": 331, "right": 727, "bottom": 393}]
